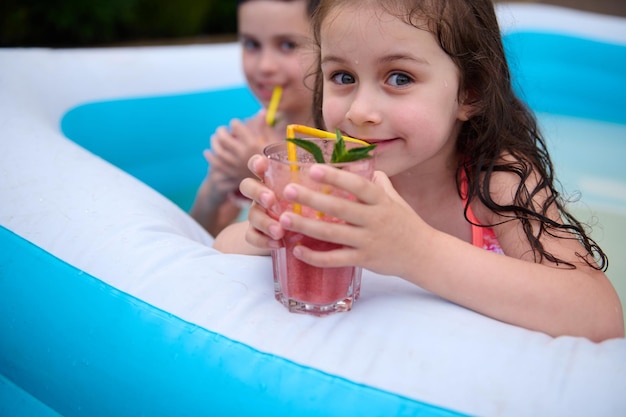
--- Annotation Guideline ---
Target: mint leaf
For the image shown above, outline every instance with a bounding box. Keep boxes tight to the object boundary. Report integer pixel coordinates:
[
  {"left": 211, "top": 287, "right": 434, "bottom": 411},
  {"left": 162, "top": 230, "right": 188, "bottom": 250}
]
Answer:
[
  {"left": 286, "top": 130, "right": 376, "bottom": 165},
  {"left": 286, "top": 138, "right": 325, "bottom": 163},
  {"left": 331, "top": 129, "right": 347, "bottom": 164},
  {"left": 332, "top": 145, "right": 377, "bottom": 163}
]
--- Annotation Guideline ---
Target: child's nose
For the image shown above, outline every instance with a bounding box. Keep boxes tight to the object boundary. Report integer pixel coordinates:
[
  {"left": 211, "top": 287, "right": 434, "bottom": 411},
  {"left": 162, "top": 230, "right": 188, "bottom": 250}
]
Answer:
[
  {"left": 258, "top": 49, "right": 279, "bottom": 74},
  {"left": 346, "top": 88, "right": 382, "bottom": 126}
]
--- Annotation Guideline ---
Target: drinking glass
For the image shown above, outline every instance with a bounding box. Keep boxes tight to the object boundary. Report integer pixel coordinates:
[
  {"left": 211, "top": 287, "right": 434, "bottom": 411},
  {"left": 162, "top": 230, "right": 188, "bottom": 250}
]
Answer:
[{"left": 263, "top": 139, "right": 375, "bottom": 316}]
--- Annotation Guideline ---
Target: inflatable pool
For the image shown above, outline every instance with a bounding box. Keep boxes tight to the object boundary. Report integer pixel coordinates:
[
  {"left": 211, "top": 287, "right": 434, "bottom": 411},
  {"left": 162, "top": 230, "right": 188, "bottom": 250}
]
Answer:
[{"left": 2, "top": 4, "right": 626, "bottom": 416}]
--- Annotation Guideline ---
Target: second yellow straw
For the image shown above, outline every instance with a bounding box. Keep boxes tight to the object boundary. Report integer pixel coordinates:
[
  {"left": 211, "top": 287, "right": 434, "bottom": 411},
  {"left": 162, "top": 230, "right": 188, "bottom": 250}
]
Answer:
[{"left": 265, "top": 86, "right": 283, "bottom": 127}]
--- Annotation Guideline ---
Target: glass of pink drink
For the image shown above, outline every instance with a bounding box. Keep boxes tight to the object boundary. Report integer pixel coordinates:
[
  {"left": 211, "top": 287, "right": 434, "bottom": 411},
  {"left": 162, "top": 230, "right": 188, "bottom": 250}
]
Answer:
[{"left": 263, "top": 139, "right": 375, "bottom": 316}]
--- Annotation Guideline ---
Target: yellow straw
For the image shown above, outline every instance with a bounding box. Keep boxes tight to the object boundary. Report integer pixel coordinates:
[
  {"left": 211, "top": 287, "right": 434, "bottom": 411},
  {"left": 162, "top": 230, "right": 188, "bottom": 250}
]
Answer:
[
  {"left": 286, "top": 124, "right": 369, "bottom": 145},
  {"left": 285, "top": 124, "right": 370, "bottom": 214},
  {"left": 265, "top": 86, "right": 283, "bottom": 126},
  {"left": 286, "top": 124, "right": 368, "bottom": 163}
]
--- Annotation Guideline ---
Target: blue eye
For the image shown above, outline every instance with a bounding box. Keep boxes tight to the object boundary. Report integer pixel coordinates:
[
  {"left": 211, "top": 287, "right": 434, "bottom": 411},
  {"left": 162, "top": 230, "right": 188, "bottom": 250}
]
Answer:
[
  {"left": 388, "top": 73, "right": 412, "bottom": 86},
  {"left": 280, "top": 41, "right": 298, "bottom": 52},
  {"left": 242, "top": 39, "right": 260, "bottom": 51},
  {"left": 331, "top": 72, "right": 356, "bottom": 85}
]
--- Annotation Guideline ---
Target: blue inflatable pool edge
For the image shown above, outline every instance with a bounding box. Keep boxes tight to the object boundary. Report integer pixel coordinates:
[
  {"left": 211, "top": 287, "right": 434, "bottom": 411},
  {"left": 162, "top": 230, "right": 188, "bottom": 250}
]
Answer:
[{"left": 0, "top": 226, "right": 467, "bottom": 417}]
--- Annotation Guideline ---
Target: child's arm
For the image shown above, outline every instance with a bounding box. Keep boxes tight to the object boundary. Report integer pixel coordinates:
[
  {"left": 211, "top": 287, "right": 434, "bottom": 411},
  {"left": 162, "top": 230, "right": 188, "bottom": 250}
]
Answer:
[
  {"left": 212, "top": 220, "right": 271, "bottom": 255},
  {"left": 190, "top": 117, "right": 269, "bottom": 237},
  {"left": 212, "top": 154, "right": 279, "bottom": 255},
  {"left": 274, "top": 164, "right": 624, "bottom": 342},
  {"left": 189, "top": 158, "right": 241, "bottom": 237},
  {"left": 407, "top": 224, "right": 622, "bottom": 342}
]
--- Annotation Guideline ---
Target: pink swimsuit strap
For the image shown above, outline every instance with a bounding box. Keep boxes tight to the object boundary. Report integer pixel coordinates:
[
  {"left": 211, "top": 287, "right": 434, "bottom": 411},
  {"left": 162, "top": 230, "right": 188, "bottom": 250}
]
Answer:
[{"left": 460, "top": 172, "right": 504, "bottom": 254}]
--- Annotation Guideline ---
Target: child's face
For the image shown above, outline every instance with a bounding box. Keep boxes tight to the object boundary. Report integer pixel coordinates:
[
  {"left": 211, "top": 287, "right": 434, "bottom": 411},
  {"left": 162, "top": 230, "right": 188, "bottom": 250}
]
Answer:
[
  {"left": 320, "top": 5, "right": 474, "bottom": 177},
  {"left": 239, "top": 1, "right": 315, "bottom": 120}
]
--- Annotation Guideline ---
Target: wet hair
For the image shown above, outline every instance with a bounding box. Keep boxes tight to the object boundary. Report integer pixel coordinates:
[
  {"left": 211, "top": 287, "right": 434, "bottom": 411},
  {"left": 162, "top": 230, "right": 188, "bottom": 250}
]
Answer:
[
  {"left": 237, "top": 0, "right": 320, "bottom": 17},
  {"left": 311, "top": 0, "right": 607, "bottom": 270}
]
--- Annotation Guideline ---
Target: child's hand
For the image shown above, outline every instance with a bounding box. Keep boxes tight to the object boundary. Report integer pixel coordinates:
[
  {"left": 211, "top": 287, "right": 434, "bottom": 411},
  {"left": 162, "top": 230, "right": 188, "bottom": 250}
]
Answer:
[
  {"left": 205, "top": 118, "right": 266, "bottom": 194},
  {"left": 275, "top": 164, "right": 429, "bottom": 278},
  {"left": 239, "top": 154, "right": 285, "bottom": 250},
  {"left": 212, "top": 154, "right": 283, "bottom": 255}
]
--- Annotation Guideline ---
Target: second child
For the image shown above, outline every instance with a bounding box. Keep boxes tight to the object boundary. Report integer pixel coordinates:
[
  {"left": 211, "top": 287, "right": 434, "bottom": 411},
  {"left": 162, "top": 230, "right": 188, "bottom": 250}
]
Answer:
[{"left": 190, "top": 0, "right": 319, "bottom": 236}]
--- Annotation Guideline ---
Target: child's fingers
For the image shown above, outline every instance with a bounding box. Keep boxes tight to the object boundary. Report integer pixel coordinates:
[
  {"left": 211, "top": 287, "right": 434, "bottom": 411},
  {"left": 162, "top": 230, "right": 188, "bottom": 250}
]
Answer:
[
  {"left": 238, "top": 177, "right": 272, "bottom": 203},
  {"left": 210, "top": 133, "right": 241, "bottom": 166},
  {"left": 206, "top": 151, "right": 241, "bottom": 178},
  {"left": 291, "top": 244, "right": 356, "bottom": 269},
  {"left": 245, "top": 226, "right": 281, "bottom": 250},
  {"left": 248, "top": 202, "right": 284, "bottom": 242},
  {"left": 279, "top": 211, "right": 355, "bottom": 247},
  {"left": 281, "top": 183, "right": 365, "bottom": 225},
  {"left": 202, "top": 149, "right": 211, "bottom": 163},
  {"left": 247, "top": 154, "right": 269, "bottom": 180},
  {"left": 231, "top": 118, "right": 263, "bottom": 147},
  {"left": 307, "top": 164, "right": 381, "bottom": 205},
  {"left": 205, "top": 152, "right": 227, "bottom": 172}
]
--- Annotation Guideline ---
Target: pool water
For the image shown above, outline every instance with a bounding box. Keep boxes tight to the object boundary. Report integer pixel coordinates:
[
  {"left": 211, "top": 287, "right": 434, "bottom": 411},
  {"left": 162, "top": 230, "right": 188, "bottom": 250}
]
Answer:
[
  {"left": 504, "top": 32, "right": 626, "bottom": 126},
  {"left": 61, "top": 31, "right": 626, "bottom": 328},
  {"left": 538, "top": 113, "right": 626, "bottom": 319},
  {"left": 61, "top": 86, "right": 261, "bottom": 211}
]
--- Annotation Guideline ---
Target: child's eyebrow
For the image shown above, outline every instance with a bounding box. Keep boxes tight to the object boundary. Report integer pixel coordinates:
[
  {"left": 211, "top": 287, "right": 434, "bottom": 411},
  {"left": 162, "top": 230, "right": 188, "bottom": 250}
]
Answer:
[
  {"left": 321, "top": 53, "right": 430, "bottom": 66},
  {"left": 379, "top": 54, "right": 430, "bottom": 66},
  {"left": 320, "top": 55, "right": 345, "bottom": 66},
  {"left": 274, "top": 33, "right": 310, "bottom": 43},
  {"left": 240, "top": 32, "right": 308, "bottom": 44}
]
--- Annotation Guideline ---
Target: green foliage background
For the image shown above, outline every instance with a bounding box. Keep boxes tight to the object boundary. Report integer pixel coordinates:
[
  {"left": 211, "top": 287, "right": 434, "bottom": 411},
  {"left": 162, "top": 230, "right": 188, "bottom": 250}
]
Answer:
[
  {"left": 3, "top": 1, "right": 620, "bottom": 47},
  {"left": 1, "top": 0, "right": 238, "bottom": 47}
]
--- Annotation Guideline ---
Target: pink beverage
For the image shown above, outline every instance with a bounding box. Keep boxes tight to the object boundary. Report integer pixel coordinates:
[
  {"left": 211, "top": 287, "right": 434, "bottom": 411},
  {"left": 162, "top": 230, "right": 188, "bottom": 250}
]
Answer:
[{"left": 263, "top": 140, "right": 374, "bottom": 316}]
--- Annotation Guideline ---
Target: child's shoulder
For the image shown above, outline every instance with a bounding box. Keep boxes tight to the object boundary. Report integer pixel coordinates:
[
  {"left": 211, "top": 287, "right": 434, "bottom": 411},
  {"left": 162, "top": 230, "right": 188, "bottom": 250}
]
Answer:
[{"left": 474, "top": 153, "right": 548, "bottom": 222}]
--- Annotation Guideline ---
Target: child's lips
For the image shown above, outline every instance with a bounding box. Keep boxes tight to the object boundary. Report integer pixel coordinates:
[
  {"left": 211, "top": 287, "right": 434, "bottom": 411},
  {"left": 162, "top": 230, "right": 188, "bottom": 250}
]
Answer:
[
  {"left": 258, "top": 89, "right": 273, "bottom": 101},
  {"left": 336, "top": 130, "right": 398, "bottom": 148},
  {"left": 350, "top": 137, "right": 395, "bottom": 146},
  {"left": 356, "top": 138, "right": 399, "bottom": 154},
  {"left": 257, "top": 83, "right": 281, "bottom": 101}
]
